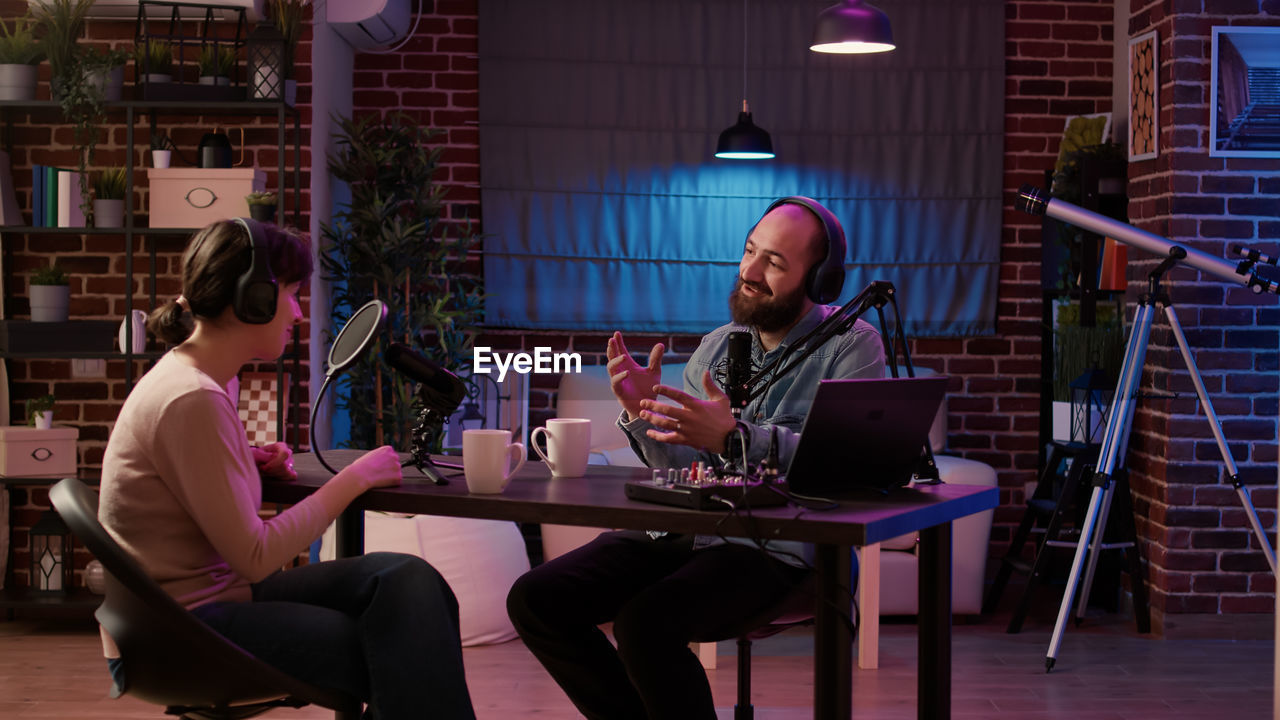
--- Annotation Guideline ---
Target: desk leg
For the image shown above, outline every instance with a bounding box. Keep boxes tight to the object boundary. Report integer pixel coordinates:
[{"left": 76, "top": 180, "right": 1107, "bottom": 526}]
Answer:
[
  {"left": 814, "top": 544, "right": 852, "bottom": 720},
  {"left": 335, "top": 507, "right": 364, "bottom": 559},
  {"left": 333, "top": 507, "right": 365, "bottom": 720},
  {"left": 918, "top": 522, "right": 952, "bottom": 720},
  {"left": 857, "top": 543, "right": 880, "bottom": 670}
]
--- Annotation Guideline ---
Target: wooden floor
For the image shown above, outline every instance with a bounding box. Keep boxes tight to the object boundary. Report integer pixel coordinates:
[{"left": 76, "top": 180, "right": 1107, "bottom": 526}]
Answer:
[{"left": 0, "top": 610, "right": 1272, "bottom": 719}]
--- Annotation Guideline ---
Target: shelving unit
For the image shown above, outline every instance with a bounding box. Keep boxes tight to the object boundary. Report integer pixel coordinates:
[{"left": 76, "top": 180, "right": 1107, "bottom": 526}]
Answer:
[{"left": 0, "top": 97, "right": 304, "bottom": 614}]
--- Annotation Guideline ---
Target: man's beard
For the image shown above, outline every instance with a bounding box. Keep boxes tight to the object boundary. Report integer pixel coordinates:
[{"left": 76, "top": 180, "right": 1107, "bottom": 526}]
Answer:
[{"left": 728, "top": 277, "right": 807, "bottom": 333}]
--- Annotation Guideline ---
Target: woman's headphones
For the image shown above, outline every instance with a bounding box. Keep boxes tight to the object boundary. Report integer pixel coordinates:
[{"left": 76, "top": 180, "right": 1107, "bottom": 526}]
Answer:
[
  {"left": 231, "top": 217, "right": 278, "bottom": 324},
  {"left": 758, "top": 196, "right": 847, "bottom": 304}
]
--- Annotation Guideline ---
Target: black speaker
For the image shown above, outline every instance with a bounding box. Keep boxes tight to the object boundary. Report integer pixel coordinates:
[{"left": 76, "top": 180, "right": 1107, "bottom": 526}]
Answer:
[
  {"left": 762, "top": 196, "right": 847, "bottom": 304},
  {"left": 232, "top": 217, "right": 277, "bottom": 324}
]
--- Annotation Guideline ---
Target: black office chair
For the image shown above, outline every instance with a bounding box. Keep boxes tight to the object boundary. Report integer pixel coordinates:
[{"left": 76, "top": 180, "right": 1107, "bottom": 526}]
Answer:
[
  {"left": 49, "top": 478, "right": 362, "bottom": 720},
  {"left": 695, "top": 573, "right": 835, "bottom": 720}
]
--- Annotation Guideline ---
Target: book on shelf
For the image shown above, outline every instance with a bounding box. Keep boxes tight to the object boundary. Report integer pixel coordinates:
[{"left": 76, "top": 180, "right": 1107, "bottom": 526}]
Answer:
[
  {"left": 45, "top": 166, "right": 58, "bottom": 227},
  {"left": 32, "top": 164, "right": 43, "bottom": 227},
  {"left": 57, "top": 171, "right": 87, "bottom": 228},
  {"left": 0, "top": 151, "right": 21, "bottom": 226}
]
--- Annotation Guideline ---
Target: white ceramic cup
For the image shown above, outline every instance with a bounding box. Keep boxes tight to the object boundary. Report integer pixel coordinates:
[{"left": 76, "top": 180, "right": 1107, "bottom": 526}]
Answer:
[
  {"left": 530, "top": 418, "right": 592, "bottom": 478},
  {"left": 462, "top": 429, "right": 527, "bottom": 494}
]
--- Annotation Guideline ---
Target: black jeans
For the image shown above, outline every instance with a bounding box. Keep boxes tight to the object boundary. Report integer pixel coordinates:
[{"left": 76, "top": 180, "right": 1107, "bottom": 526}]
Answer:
[
  {"left": 193, "top": 552, "right": 476, "bottom": 720},
  {"left": 506, "top": 531, "right": 810, "bottom": 720}
]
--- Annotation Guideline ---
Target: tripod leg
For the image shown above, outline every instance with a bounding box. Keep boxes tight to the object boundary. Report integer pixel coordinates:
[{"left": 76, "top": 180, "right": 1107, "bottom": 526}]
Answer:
[
  {"left": 1163, "top": 305, "right": 1279, "bottom": 575},
  {"left": 1046, "top": 301, "right": 1155, "bottom": 671}
]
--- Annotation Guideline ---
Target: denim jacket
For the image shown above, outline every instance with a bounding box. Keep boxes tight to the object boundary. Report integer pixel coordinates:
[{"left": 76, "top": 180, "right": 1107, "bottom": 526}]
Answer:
[{"left": 618, "top": 303, "right": 886, "bottom": 565}]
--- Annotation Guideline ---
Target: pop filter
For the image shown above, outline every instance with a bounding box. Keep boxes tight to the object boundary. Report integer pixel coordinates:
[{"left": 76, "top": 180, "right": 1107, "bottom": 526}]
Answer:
[{"left": 310, "top": 300, "right": 388, "bottom": 474}]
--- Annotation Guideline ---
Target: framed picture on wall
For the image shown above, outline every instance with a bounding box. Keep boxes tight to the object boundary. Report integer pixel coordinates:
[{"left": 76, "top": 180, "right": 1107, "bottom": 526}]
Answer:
[
  {"left": 1210, "top": 26, "right": 1280, "bottom": 158},
  {"left": 1128, "top": 30, "right": 1158, "bottom": 161}
]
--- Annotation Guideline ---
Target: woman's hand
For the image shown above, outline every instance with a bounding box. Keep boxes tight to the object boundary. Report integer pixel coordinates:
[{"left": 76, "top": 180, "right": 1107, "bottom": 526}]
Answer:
[
  {"left": 252, "top": 442, "right": 296, "bottom": 481},
  {"left": 342, "top": 445, "right": 404, "bottom": 491}
]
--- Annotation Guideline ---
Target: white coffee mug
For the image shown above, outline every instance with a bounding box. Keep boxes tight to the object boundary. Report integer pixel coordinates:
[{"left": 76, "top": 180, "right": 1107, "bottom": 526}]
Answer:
[
  {"left": 530, "top": 418, "right": 591, "bottom": 478},
  {"left": 462, "top": 429, "right": 527, "bottom": 494}
]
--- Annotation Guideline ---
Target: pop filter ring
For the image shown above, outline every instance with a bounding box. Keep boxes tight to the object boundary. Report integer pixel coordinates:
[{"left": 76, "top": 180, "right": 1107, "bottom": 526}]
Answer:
[{"left": 309, "top": 299, "right": 388, "bottom": 475}]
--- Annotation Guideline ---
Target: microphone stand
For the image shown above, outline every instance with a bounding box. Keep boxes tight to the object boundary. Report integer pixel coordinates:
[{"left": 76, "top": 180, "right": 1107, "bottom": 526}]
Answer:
[
  {"left": 742, "top": 280, "right": 941, "bottom": 483},
  {"left": 405, "top": 389, "right": 465, "bottom": 485}
]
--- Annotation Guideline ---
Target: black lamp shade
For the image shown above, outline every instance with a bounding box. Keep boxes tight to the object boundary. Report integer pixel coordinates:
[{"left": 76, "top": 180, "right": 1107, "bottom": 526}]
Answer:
[
  {"left": 810, "top": 0, "right": 895, "bottom": 54},
  {"left": 715, "top": 110, "right": 775, "bottom": 160}
]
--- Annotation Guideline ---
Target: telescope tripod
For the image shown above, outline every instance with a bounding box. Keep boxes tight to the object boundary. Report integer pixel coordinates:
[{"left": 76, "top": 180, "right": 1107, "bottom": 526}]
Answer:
[{"left": 1045, "top": 248, "right": 1279, "bottom": 671}]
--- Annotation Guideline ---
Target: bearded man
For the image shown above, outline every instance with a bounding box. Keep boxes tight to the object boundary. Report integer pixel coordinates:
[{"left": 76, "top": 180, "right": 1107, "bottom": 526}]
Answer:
[{"left": 507, "top": 197, "right": 885, "bottom": 720}]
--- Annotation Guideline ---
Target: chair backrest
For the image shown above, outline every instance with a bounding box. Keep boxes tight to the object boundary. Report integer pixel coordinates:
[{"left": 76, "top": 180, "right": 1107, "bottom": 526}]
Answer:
[
  {"left": 556, "top": 362, "right": 688, "bottom": 455},
  {"left": 48, "top": 478, "right": 358, "bottom": 715}
]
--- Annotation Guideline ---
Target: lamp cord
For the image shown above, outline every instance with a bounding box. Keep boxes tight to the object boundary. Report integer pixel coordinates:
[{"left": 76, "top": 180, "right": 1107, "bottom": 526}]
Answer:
[{"left": 741, "top": 0, "right": 748, "bottom": 105}]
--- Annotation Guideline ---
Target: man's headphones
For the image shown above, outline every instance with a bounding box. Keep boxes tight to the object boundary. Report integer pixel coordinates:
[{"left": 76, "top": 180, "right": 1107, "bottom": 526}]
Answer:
[
  {"left": 232, "top": 217, "right": 277, "bottom": 324},
  {"left": 759, "top": 196, "right": 847, "bottom": 304}
]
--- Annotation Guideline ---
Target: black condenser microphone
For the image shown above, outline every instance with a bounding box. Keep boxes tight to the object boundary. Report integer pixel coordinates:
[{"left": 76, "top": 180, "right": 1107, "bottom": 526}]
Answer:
[
  {"left": 385, "top": 343, "right": 466, "bottom": 413},
  {"left": 726, "top": 331, "right": 753, "bottom": 418}
]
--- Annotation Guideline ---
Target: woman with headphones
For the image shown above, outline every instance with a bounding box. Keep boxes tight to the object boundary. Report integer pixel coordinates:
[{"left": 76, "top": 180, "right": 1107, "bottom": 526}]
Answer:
[{"left": 98, "top": 218, "right": 476, "bottom": 719}]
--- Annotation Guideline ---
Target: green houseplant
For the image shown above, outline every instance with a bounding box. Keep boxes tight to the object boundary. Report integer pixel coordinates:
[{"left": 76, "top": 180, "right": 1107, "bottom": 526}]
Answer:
[
  {"left": 0, "top": 12, "right": 45, "bottom": 100},
  {"left": 29, "top": 263, "right": 70, "bottom": 323},
  {"left": 150, "top": 131, "right": 175, "bottom": 168},
  {"left": 320, "top": 112, "right": 484, "bottom": 450},
  {"left": 92, "top": 166, "right": 127, "bottom": 228},
  {"left": 134, "top": 40, "right": 173, "bottom": 82},
  {"left": 25, "top": 393, "right": 56, "bottom": 429},
  {"left": 245, "top": 190, "right": 277, "bottom": 223},
  {"left": 33, "top": 0, "right": 125, "bottom": 219},
  {"left": 197, "top": 44, "right": 235, "bottom": 85}
]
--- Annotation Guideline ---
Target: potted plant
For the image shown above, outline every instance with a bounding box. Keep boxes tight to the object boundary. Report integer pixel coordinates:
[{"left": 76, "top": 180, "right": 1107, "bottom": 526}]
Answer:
[
  {"left": 0, "top": 12, "right": 44, "bottom": 101},
  {"left": 197, "top": 44, "right": 235, "bottom": 86},
  {"left": 320, "top": 112, "right": 484, "bottom": 450},
  {"left": 134, "top": 40, "right": 173, "bottom": 83},
  {"left": 25, "top": 394, "right": 56, "bottom": 429},
  {"left": 245, "top": 191, "right": 277, "bottom": 223},
  {"left": 150, "top": 132, "right": 175, "bottom": 168},
  {"left": 33, "top": 0, "right": 120, "bottom": 218},
  {"left": 92, "top": 166, "right": 127, "bottom": 228},
  {"left": 29, "top": 263, "right": 70, "bottom": 323},
  {"left": 32, "top": 0, "right": 93, "bottom": 101}
]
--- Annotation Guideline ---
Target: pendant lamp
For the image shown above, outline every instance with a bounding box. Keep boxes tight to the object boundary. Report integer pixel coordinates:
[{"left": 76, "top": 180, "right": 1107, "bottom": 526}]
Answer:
[
  {"left": 715, "top": 0, "right": 774, "bottom": 159},
  {"left": 810, "top": 0, "right": 896, "bottom": 54}
]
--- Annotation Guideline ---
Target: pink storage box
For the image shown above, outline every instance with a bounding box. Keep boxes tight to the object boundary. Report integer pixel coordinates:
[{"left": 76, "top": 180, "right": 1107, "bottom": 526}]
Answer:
[
  {"left": 0, "top": 425, "right": 78, "bottom": 478},
  {"left": 147, "top": 168, "right": 265, "bottom": 228}
]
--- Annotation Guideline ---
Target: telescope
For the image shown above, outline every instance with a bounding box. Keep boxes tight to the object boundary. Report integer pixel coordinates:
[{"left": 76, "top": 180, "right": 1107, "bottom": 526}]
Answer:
[{"left": 1015, "top": 184, "right": 1279, "bottom": 295}]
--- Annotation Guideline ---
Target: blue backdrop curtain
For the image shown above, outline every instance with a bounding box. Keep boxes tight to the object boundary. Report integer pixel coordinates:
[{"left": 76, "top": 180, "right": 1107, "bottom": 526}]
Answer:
[{"left": 479, "top": 0, "right": 1004, "bottom": 336}]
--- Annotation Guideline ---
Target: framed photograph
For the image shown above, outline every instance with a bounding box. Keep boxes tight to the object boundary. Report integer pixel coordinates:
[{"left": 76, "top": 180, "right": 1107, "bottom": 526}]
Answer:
[
  {"left": 1128, "top": 30, "right": 1158, "bottom": 161},
  {"left": 1210, "top": 26, "right": 1280, "bottom": 158}
]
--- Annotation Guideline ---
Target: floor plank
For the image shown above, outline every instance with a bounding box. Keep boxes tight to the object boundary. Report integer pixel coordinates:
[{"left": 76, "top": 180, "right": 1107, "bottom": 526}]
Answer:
[{"left": 0, "top": 610, "right": 1271, "bottom": 719}]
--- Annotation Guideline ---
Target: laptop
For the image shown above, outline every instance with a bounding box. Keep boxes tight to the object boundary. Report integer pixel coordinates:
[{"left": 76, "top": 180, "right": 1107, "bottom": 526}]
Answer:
[{"left": 785, "top": 376, "right": 947, "bottom": 495}]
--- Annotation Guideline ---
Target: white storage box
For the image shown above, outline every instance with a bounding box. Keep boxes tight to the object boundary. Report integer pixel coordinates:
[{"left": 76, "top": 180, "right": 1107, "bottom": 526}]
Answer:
[
  {"left": 148, "top": 168, "right": 265, "bottom": 229},
  {"left": 0, "top": 425, "right": 78, "bottom": 478}
]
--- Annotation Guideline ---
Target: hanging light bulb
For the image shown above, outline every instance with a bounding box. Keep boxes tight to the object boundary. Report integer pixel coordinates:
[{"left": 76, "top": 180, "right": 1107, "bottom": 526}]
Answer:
[
  {"left": 715, "top": 0, "right": 774, "bottom": 160},
  {"left": 810, "top": 0, "right": 896, "bottom": 55}
]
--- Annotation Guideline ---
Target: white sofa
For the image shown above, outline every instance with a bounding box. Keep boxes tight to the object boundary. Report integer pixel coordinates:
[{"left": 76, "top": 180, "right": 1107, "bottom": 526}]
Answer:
[{"left": 546, "top": 363, "right": 997, "bottom": 669}]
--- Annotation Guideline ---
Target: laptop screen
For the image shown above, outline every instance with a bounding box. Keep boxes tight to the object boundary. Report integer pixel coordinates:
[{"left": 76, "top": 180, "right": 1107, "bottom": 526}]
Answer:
[{"left": 785, "top": 376, "right": 947, "bottom": 495}]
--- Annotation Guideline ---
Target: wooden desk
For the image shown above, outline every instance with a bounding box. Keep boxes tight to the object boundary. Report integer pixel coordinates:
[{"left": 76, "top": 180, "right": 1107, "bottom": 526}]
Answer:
[{"left": 264, "top": 451, "right": 997, "bottom": 720}]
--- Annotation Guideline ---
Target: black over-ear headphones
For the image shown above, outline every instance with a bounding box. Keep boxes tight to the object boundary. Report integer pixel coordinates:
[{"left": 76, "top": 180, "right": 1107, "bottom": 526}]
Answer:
[
  {"left": 760, "top": 196, "right": 847, "bottom": 304},
  {"left": 232, "top": 217, "right": 278, "bottom": 324}
]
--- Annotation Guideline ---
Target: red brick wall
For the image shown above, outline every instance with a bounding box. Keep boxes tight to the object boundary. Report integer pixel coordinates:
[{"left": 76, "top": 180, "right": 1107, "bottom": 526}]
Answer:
[{"left": 1121, "top": 0, "right": 1279, "bottom": 622}]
